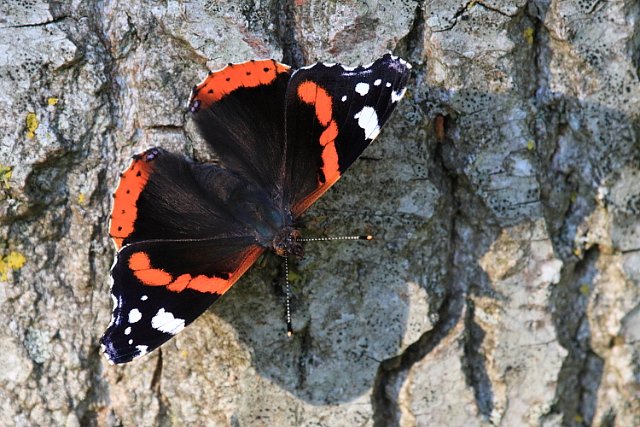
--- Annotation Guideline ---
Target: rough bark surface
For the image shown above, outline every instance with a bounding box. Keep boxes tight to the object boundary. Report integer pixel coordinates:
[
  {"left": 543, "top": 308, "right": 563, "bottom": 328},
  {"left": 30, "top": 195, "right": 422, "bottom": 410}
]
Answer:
[{"left": 1, "top": 0, "right": 639, "bottom": 426}]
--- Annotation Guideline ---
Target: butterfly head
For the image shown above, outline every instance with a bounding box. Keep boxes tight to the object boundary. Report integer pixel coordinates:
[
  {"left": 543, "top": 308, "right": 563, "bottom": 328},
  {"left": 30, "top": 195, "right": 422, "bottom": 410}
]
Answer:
[{"left": 272, "top": 227, "right": 304, "bottom": 258}]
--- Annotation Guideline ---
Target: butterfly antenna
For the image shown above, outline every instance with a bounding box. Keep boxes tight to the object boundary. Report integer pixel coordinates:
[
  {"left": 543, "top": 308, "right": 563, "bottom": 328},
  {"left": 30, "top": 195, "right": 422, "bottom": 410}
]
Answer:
[
  {"left": 298, "top": 235, "right": 373, "bottom": 242},
  {"left": 283, "top": 235, "right": 372, "bottom": 336},
  {"left": 285, "top": 256, "right": 293, "bottom": 337}
]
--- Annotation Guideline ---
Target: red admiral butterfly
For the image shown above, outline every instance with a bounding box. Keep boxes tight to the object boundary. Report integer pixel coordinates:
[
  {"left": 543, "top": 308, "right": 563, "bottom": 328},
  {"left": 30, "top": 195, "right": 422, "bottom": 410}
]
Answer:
[{"left": 101, "top": 54, "right": 411, "bottom": 364}]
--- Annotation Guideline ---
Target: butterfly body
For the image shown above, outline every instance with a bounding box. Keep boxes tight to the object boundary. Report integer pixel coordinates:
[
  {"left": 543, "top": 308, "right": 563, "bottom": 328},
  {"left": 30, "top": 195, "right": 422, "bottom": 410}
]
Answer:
[
  {"left": 101, "top": 54, "right": 411, "bottom": 364},
  {"left": 271, "top": 227, "right": 304, "bottom": 258}
]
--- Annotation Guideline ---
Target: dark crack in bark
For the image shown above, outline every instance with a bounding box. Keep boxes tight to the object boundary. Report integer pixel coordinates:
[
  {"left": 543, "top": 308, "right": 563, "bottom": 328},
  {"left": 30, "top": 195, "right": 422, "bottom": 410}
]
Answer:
[
  {"left": 371, "top": 284, "right": 464, "bottom": 426},
  {"left": 272, "top": 0, "right": 306, "bottom": 67},
  {"left": 0, "top": 14, "right": 70, "bottom": 29},
  {"left": 371, "top": 4, "right": 472, "bottom": 424},
  {"left": 546, "top": 246, "right": 604, "bottom": 427},
  {"left": 432, "top": 1, "right": 477, "bottom": 33},
  {"left": 150, "top": 350, "right": 174, "bottom": 426},
  {"left": 475, "top": 1, "right": 512, "bottom": 17},
  {"left": 527, "top": 4, "right": 607, "bottom": 424},
  {"left": 462, "top": 300, "right": 494, "bottom": 419},
  {"left": 151, "top": 349, "right": 164, "bottom": 392},
  {"left": 295, "top": 324, "right": 312, "bottom": 392},
  {"left": 396, "top": 0, "right": 425, "bottom": 60}
]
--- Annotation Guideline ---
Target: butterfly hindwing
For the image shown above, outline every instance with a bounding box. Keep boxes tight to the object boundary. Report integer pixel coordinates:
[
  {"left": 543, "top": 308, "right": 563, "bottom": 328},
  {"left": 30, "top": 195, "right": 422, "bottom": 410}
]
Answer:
[
  {"left": 102, "top": 237, "right": 264, "bottom": 364},
  {"left": 109, "top": 147, "right": 281, "bottom": 249},
  {"left": 283, "top": 54, "right": 411, "bottom": 216},
  {"left": 189, "top": 60, "right": 292, "bottom": 193}
]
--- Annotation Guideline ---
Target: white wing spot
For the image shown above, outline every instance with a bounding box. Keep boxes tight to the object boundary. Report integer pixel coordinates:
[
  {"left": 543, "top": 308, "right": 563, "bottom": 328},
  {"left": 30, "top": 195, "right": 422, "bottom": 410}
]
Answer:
[
  {"left": 374, "top": 79, "right": 382, "bottom": 86},
  {"left": 151, "top": 308, "right": 186, "bottom": 335},
  {"left": 135, "top": 345, "right": 148, "bottom": 358},
  {"left": 108, "top": 254, "right": 117, "bottom": 290},
  {"left": 108, "top": 295, "right": 119, "bottom": 327},
  {"left": 391, "top": 87, "right": 407, "bottom": 103},
  {"left": 141, "top": 295, "right": 148, "bottom": 301},
  {"left": 124, "top": 327, "right": 131, "bottom": 335},
  {"left": 354, "top": 106, "right": 381, "bottom": 140},
  {"left": 355, "top": 82, "right": 370, "bottom": 96},
  {"left": 128, "top": 339, "right": 133, "bottom": 345},
  {"left": 128, "top": 308, "right": 142, "bottom": 324},
  {"left": 399, "top": 58, "right": 412, "bottom": 69},
  {"left": 100, "top": 344, "right": 115, "bottom": 365},
  {"left": 385, "top": 82, "right": 391, "bottom": 88},
  {"left": 341, "top": 95, "right": 347, "bottom": 102}
]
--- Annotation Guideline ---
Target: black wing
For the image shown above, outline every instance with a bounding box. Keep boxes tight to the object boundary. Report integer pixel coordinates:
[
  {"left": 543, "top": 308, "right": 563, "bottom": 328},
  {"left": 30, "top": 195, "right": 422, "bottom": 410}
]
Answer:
[
  {"left": 109, "top": 147, "right": 281, "bottom": 249},
  {"left": 282, "top": 54, "right": 411, "bottom": 216},
  {"left": 101, "top": 237, "right": 263, "bottom": 364},
  {"left": 188, "top": 60, "right": 292, "bottom": 196}
]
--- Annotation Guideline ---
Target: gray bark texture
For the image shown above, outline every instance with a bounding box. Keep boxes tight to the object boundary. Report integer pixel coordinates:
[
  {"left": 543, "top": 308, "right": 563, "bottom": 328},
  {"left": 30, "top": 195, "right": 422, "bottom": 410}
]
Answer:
[{"left": 1, "top": 0, "right": 639, "bottom": 426}]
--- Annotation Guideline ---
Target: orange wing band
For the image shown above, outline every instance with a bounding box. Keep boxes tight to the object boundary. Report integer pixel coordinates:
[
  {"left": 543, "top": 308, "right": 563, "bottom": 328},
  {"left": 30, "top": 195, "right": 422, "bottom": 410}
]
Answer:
[
  {"left": 109, "top": 156, "right": 155, "bottom": 249},
  {"left": 293, "top": 81, "right": 343, "bottom": 215},
  {"left": 190, "top": 59, "right": 290, "bottom": 111},
  {"left": 296, "top": 81, "right": 341, "bottom": 185},
  {"left": 127, "top": 247, "right": 263, "bottom": 295}
]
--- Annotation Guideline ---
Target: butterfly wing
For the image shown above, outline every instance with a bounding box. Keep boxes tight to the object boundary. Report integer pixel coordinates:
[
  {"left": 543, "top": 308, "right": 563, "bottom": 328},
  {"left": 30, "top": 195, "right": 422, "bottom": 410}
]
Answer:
[
  {"left": 101, "top": 237, "right": 263, "bottom": 364},
  {"left": 104, "top": 148, "right": 272, "bottom": 364},
  {"left": 109, "top": 147, "right": 281, "bottom": 249},
  {"left": 282, "top": 54, "right": 411, "bottom": 216},
  {"left": 188, "top": 60, "right": 292, "bottom": 194}
]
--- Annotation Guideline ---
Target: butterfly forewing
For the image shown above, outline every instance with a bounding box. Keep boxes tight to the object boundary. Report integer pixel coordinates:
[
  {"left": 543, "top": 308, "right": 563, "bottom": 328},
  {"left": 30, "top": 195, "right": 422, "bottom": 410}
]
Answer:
[
  {"left": 102, "top": 238, "right": 263, "bottom": 364},
  {"left": 283, "top": 54, "right": 411, "bottom": 216}
]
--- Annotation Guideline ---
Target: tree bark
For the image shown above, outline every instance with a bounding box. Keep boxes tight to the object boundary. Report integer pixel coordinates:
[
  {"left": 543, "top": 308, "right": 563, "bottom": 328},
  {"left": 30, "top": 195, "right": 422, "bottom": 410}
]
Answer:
[{"left": 0, "top": 0, "right": 638, "bottom": 425}]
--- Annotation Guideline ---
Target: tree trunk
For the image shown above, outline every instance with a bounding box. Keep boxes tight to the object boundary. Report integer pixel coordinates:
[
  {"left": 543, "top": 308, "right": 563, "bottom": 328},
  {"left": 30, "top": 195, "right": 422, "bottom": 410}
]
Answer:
[{"left": 1, "top": 0, "right": 639, "bottom": 425}]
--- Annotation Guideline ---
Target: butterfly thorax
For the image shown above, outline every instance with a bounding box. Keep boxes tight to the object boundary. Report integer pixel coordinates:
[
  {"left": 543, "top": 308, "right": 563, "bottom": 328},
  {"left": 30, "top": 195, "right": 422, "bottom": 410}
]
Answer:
[{"left": 271, "top": 226, "right": 303, "bottom": 258}]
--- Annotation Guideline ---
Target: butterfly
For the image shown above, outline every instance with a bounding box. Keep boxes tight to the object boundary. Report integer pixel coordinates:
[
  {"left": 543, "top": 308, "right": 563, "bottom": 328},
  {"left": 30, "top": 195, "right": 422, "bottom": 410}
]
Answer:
[{"left": 101, "top": 54, "right": 411, "bottom": 364}]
